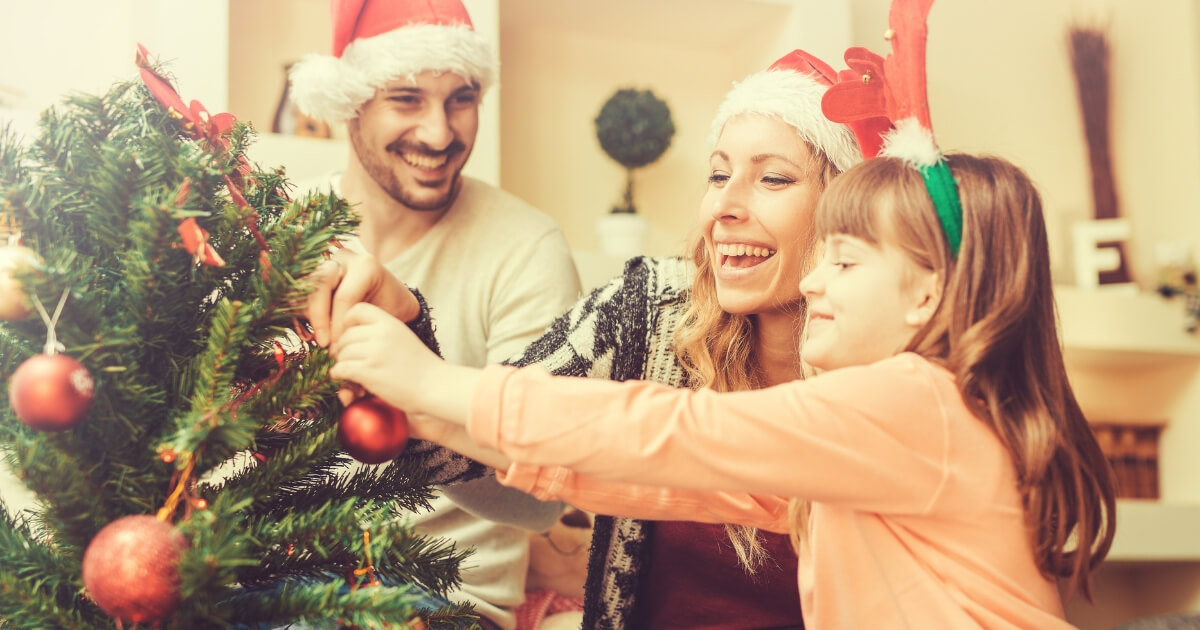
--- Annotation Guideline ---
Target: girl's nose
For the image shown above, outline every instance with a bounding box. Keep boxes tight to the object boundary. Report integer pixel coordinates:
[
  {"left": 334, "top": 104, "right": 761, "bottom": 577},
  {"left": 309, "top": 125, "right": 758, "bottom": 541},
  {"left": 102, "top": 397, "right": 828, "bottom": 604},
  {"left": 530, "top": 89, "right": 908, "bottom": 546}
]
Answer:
[{"left": 799, "top": 263, "right": 827, "bottom": 297}]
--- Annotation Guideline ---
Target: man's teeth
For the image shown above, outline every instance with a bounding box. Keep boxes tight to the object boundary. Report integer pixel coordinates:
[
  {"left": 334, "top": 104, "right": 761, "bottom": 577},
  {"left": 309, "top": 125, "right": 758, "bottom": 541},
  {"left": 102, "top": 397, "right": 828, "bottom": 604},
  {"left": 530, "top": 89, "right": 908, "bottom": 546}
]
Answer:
[
  {"left": 716, "top": 243, "right": 775, "bottom": 257},
  {"left": 402, "top": 152, "right": 449, "bottom": 169}
]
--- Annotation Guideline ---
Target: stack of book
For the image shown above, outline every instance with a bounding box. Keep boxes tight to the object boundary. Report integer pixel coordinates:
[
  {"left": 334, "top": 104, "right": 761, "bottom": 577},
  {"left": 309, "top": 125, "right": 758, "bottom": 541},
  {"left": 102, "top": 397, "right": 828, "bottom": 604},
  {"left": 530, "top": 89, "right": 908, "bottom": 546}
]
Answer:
[{"left": 1090, "top": 423, "right": 1164, "bottom": 499}]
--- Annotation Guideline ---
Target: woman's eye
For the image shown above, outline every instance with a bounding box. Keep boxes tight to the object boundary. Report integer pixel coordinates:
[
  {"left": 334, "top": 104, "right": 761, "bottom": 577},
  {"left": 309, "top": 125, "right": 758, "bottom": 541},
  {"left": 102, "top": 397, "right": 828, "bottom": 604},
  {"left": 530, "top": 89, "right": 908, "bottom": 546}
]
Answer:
[
  {"left": 707, "top": 173, "right": 730, "bottom": 185},
  {"left": 762, "top": 175, "right": 795, "bottom": 186}
]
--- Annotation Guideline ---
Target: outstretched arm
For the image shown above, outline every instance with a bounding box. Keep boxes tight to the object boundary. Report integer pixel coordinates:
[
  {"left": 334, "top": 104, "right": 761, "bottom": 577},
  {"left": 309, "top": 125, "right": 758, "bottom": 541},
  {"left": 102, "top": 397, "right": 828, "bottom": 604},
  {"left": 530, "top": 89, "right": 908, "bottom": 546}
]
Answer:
[
  {"left": 336, "top": 318, "right": 955, "bottom": 515},
  {"left": 404, "top": 412, "right": 789, "bottom": 531}
]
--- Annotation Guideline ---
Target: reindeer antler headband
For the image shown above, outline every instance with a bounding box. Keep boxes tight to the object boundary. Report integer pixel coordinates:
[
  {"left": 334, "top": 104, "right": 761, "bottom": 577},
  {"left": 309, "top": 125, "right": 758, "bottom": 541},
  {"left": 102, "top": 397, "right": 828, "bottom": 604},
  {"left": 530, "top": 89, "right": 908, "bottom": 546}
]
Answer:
[{"left": 821, "top": 0, "right": 964, "bottom": 257}]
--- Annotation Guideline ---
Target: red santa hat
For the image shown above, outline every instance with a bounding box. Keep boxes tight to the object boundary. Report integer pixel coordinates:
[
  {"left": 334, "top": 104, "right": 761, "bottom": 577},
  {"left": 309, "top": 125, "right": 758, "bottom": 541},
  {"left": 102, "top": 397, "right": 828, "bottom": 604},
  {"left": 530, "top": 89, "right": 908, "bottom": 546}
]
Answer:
[
  {"left": 708, "top": 49, "right": 865, "bottom": 174},
  {"left": 289, "top": 0, "right": 497, "bottom": 123}
]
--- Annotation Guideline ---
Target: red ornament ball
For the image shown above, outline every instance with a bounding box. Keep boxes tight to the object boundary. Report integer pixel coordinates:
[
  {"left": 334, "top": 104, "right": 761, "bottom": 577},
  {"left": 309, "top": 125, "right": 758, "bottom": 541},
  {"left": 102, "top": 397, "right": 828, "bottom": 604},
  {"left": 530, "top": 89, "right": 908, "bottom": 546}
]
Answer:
[
  {"left": 9, "top": 353, "right": 94, "bottom": 431},
  {"left": 0, "top": 245, "right": 39, "bottom": 321},
  {"left": 338, "top": 396, "right": 409, "bottom": 465},
  {"left": 81, "top": 515, "right": 187, "bottom": 624}
]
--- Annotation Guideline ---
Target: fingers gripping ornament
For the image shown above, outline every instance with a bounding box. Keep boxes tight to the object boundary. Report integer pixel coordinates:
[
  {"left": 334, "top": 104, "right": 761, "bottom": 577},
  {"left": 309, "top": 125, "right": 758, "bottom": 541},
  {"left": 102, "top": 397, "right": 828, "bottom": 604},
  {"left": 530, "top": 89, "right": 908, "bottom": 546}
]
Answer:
[{"left": 8, "top": 290, "right": 95, "bottom": 431}]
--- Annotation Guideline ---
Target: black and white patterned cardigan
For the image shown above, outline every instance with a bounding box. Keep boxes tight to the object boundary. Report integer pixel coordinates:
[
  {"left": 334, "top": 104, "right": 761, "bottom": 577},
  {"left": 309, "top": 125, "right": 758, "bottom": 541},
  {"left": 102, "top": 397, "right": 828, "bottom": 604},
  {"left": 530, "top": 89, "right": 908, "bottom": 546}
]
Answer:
[{"left": 408, "top": 255, "right": 693, "bottom": 629}]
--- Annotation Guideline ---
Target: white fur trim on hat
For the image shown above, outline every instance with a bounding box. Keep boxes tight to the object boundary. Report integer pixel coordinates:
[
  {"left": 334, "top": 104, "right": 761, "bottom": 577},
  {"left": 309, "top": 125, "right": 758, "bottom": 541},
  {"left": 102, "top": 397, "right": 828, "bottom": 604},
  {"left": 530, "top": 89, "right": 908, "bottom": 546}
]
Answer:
[
  {"left": 878, "top": 118, "right": 942, "bottom": 167},
  {"left": 289, "top": 23, "right": 497, "bottom": 123},
  {"left": 709, "top": 69, "right": 862, "bottom": 174}
]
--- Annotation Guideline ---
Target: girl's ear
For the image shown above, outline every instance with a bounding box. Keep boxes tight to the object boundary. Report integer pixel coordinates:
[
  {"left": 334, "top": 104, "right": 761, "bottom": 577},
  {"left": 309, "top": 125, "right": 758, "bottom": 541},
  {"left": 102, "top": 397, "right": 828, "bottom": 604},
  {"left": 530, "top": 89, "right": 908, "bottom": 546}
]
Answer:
[{"left": 905, "top": 270, "right": 942, "bottom": 327}]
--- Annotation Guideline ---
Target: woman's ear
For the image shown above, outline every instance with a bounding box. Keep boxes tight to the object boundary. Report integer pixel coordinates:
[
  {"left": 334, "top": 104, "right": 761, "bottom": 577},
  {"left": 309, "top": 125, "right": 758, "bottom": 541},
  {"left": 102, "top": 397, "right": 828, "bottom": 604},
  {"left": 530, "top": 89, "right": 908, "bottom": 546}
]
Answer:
[{"left": 905, "top": 270, "right": 942, "bottom": 327}]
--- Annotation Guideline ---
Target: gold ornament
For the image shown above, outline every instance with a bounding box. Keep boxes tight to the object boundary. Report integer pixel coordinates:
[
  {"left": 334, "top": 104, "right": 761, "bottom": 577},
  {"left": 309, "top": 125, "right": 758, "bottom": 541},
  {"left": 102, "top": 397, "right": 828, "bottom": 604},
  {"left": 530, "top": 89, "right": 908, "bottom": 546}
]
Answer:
[{"left": 0, "top": 244, "right": 39, "bottom": 321}]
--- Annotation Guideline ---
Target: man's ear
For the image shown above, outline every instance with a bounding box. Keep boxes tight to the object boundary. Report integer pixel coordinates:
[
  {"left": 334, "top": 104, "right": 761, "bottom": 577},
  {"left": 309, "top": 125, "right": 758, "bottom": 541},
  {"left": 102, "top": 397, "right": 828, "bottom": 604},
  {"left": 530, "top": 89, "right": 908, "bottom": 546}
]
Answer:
[{"left": 905, "top": 270, "right": 942, "bottom": 327}]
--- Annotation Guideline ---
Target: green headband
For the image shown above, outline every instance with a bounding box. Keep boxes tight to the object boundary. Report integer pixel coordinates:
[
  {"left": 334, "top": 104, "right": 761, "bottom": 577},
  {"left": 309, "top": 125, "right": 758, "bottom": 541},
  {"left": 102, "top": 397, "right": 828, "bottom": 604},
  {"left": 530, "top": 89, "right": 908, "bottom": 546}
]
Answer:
[{"left": 917, "top": 160, "right": 963, "bottom": 257}]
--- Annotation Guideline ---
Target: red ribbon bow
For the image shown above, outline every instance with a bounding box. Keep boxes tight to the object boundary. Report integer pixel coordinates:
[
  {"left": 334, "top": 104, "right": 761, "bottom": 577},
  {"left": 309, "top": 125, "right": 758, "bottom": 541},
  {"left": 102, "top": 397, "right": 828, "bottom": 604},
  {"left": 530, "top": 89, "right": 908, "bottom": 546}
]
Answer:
[
  {"left": 138, "top": 45, "right": 273, "bottom": 269},
  {"left": 136, "top": 44, "right": 236, "bottom": 151}
]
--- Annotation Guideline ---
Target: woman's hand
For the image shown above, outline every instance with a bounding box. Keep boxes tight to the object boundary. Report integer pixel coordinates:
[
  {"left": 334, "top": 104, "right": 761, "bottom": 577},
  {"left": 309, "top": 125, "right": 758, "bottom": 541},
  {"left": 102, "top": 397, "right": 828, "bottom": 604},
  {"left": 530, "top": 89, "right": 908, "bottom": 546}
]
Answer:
[
  {"left": 330, "top": 303, "right": 479, "bottom": 425},
  {"left": 305, "top": 249, "right": 420, "bottom": 347}
]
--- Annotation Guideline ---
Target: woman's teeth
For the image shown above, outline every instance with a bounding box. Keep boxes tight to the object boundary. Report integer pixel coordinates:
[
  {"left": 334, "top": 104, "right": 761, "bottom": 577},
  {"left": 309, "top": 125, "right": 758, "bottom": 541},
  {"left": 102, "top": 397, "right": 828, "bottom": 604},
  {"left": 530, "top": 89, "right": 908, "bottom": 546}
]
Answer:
[{"left": 716, "top": 243, "right": 775, "bottom": 258}]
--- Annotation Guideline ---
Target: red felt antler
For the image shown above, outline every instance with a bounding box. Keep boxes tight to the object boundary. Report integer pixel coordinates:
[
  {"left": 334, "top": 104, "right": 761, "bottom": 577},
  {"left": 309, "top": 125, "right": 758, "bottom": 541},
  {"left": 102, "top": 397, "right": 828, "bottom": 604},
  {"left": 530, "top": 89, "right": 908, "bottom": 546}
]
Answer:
[{"left": 820, "top": 0, "right": 935, "bottom": 158}]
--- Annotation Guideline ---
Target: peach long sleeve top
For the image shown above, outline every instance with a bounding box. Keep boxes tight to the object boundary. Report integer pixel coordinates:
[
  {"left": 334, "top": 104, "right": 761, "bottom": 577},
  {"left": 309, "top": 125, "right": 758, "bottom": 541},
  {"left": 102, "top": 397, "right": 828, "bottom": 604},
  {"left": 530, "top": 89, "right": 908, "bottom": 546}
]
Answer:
[{"left": 466, "top": 352, "right": 1074, "bottom": 630}]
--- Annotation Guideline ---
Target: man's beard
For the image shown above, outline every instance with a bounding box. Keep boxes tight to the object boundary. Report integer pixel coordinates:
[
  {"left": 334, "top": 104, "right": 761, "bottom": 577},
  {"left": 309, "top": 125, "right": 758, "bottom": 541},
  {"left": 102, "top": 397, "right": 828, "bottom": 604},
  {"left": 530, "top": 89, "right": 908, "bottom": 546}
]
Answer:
[{"left": 351, "top": 132, "right": 468, "bottom": 212}]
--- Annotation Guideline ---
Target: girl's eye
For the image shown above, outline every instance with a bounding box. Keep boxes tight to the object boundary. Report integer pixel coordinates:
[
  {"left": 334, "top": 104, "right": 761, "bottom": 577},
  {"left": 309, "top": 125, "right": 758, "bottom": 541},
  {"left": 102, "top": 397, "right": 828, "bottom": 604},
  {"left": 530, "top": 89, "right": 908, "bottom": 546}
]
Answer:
[
  {"left": 832, "top": 261, "right": 855, "bottom": 270},
  {"left": 389, "top": 95, "right": 421, "bottom": 106},
  {"left": 708, "top": 173, "right": 730, "bottom": 185}
]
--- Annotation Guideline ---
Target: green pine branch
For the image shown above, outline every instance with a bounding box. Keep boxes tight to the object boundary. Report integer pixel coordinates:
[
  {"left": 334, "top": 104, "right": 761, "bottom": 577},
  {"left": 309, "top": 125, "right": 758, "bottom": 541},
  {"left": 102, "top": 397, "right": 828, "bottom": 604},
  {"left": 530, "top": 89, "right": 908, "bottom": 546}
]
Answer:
[{"left": 0, "top": 57, "right": 473, "bottom": 627}]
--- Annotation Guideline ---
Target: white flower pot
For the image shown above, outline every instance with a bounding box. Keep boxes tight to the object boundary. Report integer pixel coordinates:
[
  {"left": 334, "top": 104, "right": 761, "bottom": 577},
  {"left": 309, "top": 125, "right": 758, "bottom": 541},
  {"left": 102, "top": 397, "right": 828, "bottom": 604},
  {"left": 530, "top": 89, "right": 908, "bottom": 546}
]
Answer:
[{"left": 595, "top": 213, "right": 648, "bottom": 259}]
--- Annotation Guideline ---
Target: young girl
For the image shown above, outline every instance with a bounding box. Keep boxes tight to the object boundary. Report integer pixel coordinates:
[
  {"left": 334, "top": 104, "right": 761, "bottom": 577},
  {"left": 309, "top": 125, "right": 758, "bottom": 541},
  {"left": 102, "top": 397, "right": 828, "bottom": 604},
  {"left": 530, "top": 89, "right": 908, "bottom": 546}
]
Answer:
[{"left": 328, "top": 151, "right": 1117, "bottom": 628}]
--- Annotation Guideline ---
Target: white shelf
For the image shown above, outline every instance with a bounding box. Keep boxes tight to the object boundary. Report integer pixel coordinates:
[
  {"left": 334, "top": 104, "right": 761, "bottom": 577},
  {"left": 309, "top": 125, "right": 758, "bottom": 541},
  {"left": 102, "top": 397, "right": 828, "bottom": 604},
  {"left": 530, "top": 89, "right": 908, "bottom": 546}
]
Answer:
[
  {"left": 1108, "top": 500, "right": 1200, "bottom": 563},
  {"left": 1056, "top": 285, "right": 1200, "bottom": 368}
]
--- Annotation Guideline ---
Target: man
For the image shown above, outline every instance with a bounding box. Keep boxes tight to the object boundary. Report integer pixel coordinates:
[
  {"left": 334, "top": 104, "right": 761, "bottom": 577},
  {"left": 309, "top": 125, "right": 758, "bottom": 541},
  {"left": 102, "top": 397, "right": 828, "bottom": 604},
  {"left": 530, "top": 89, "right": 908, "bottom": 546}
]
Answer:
[{"left": 290, "top": 1, "right": 582, "bottom": 627}]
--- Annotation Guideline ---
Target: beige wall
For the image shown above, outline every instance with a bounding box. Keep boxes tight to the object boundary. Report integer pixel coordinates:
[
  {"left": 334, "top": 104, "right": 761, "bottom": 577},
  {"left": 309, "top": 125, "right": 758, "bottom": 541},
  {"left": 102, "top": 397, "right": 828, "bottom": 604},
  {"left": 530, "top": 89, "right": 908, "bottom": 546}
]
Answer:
[
  {"left": 853, "top": 0, "right": 1200, "bottom": 287},
  {"left": 0, "top": 0, "right": 228, "bottom": 136},
  {"left": 5, "top": 1, "right": 1195, "bottom": 284},
  {"left": 498, "top": 0, "right": 1200, "bottom": 290},
  {"left": 498, "top": 0, "right": 853, "bottom": 258}
]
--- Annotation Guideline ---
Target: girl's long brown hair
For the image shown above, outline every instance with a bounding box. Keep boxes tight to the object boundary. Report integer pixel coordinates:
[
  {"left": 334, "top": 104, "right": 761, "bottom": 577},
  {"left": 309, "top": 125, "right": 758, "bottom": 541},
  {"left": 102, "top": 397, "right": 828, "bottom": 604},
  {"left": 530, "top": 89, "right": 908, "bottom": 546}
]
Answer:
[
  {"left": 808, "top": 154, "right": 1116, "bottom": 600},
  {"left": 673, "top": 142, "right": 840, "bottom": 571}
]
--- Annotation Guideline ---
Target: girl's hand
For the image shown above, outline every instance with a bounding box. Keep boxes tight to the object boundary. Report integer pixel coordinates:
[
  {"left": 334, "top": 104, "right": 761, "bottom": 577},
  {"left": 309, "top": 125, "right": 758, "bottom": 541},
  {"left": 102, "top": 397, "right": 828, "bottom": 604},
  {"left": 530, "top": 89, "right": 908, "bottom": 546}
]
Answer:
[
  {"left": 409, "top": 412, "right": 513, "bottom": 470},
  {"left": 306, "top": 249, "right": 420, "bottom": 347},
  {"left": 330, "top": 303, "right": 478, "bottom": 425},
  {"left": 407, "top": 411, "right": 461, "bottom": 445}
]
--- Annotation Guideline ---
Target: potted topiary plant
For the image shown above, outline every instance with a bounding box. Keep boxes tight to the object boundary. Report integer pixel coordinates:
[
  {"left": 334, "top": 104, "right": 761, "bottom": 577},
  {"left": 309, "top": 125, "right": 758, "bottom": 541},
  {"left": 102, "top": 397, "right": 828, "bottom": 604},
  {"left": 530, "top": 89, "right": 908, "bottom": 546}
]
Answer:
[{"left": 593, "top": 87, "right": 675, "bottom": 257}]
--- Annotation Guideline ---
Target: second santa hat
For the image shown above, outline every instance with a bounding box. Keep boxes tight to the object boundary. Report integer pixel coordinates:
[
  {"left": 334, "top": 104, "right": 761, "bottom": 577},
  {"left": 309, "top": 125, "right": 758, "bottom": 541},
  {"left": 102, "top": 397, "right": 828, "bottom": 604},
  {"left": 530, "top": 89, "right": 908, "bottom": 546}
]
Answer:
[
  {"left": 709, "top": 50, "right": 865, "bottom": 175},
  {"left": 289, "top": 0, "right": 498, "bottom": 123}
]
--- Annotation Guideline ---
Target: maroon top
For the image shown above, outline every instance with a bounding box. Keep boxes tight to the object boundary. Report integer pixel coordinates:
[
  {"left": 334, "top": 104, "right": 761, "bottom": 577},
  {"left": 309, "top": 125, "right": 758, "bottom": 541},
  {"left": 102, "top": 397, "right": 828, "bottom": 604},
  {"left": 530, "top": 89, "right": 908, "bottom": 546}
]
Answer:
[{"left": 632, "top": 521, "right": 805, "bottom": 629}]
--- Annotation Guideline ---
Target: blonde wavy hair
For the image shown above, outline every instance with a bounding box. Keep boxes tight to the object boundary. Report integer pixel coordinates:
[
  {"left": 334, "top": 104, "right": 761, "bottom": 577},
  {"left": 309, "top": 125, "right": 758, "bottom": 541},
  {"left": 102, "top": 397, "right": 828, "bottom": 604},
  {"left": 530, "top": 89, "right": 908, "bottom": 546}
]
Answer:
[{"left": 673, "top": 139, "right": 840, "bottom": 572}]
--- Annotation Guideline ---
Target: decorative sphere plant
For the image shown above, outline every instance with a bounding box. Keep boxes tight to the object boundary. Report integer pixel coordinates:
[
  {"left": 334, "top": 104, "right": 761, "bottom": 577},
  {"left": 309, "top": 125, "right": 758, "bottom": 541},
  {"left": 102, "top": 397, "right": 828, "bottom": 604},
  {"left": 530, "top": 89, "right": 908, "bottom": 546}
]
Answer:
[{"left": 594, "top": 88, "right": 675, "bottom": 214}]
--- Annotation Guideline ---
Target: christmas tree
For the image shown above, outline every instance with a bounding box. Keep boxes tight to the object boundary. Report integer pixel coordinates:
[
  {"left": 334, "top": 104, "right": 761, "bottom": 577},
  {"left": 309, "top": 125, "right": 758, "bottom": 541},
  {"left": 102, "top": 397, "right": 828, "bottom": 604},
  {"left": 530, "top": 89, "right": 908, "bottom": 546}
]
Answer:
[{"left": 0, "top": 47, "right": 475, "bottom": 629}]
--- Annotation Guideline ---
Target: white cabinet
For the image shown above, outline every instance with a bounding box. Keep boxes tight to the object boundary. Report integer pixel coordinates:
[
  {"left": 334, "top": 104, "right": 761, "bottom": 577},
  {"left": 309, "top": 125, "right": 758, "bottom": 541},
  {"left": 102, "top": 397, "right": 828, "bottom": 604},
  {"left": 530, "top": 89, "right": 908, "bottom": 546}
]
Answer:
[{"left": 1057, "top": 285, "right": 1200, "bottom": 628}]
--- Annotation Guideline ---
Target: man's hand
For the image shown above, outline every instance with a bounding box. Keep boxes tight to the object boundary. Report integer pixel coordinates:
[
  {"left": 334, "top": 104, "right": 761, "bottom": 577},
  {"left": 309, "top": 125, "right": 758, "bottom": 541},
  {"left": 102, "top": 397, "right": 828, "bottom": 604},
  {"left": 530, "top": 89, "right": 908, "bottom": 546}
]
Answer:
[
  {"left": 305, "top": 249, "right": 420, "bottom": 347},
  {"left": 330, "top": 303, "right": 479, "bottom": 425}
]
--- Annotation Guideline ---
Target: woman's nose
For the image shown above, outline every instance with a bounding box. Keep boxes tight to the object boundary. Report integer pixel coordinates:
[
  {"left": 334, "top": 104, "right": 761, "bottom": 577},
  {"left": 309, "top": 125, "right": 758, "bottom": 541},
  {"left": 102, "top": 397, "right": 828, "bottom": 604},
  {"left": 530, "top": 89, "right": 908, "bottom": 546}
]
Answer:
[{"left": 711, "top": 181, "right": 749, "bottom": 222}]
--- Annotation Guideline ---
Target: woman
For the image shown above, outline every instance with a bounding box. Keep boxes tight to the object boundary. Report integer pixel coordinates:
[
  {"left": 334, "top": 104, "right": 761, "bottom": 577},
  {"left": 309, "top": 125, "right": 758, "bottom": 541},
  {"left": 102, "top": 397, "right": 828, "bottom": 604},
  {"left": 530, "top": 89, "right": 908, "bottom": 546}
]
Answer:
[{"left": 308, "top": 49, "right": 862, "bottom": 629}]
